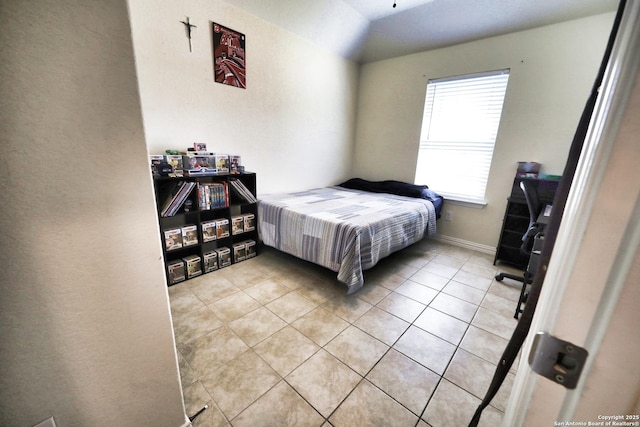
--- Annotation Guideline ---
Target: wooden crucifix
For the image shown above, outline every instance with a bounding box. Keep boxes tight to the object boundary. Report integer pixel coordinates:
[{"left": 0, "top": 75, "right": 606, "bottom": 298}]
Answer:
[{"left": 180, "top": 17, "right": 197, "bottom": 52}]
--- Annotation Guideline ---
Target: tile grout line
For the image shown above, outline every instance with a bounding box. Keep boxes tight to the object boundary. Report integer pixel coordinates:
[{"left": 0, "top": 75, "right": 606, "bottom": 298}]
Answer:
[
  {"left": 173, "top": 244, "right": 518, "bottom": 426},
  {"left": 398, "top": 256, "right": 511, "bottom": 424}
]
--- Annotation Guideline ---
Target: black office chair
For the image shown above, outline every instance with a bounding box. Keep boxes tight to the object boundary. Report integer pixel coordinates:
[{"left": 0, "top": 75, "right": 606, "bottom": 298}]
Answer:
[{"left": 495, "top": 180, "right": 544, "bottom": 319}]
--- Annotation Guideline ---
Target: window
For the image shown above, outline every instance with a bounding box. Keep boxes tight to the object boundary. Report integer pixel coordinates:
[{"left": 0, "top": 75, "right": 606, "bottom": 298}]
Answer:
[{"left": 414, "top": 69, "right": 510, "bottom": 205}]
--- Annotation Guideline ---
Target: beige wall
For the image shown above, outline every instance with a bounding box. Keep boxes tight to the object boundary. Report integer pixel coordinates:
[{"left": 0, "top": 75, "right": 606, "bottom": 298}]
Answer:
[
  {"left": 0, "top": 2, "right": 624, "bottom": 425},
  {"left": 353, "top": 13, "right": 615, "bottom": 250},
  {"left": 129, "top": 0, "right": 360, "bottom": 195},
  {"left": 0, "top": 1, "right": 186, "bottom": 426},
  {"left": 520, "top": 52, "right": 640, "bottom": 427}
]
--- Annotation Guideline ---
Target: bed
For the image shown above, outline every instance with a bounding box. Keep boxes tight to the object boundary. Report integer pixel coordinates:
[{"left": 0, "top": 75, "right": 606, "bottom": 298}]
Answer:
[{"left": 258, "top": 179, "right": 443, "bottom": 294}]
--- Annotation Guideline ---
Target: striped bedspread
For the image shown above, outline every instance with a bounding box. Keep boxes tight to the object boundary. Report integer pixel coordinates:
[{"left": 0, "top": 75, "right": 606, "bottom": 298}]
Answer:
[{"left": 258, "top": 186, "right": 437, "bottom": 294}]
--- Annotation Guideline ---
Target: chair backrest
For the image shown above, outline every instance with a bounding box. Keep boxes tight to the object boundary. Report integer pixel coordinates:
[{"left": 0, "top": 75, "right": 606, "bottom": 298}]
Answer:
[
  {"left": 520, "top": 180, "right": 542, "bottom": 226},
  {"left": 519, "top": 180, "right": 543, "bottom": 256}
]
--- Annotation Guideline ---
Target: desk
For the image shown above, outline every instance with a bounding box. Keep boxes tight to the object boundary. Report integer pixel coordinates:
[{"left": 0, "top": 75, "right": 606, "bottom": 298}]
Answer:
[
  {"left": 526, "top": 205, "right": 551, "bottom": 273},
  {"left": 537, "top": 205, "right": 552, "bottom": 225},
  {"left": 494, "top": 178, "right": 559, "bottom": 269}
]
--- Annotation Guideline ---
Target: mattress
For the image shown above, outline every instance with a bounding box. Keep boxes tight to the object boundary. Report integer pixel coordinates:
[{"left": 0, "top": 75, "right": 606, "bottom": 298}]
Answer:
[{"left": 258, "top": 186, "right": 437, "bottom": 293}]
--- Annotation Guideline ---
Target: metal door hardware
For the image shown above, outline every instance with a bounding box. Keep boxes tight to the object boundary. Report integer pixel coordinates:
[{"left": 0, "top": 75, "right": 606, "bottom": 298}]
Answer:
[{"left": 528, "top": 332, "right": 589, "bottom": 389}]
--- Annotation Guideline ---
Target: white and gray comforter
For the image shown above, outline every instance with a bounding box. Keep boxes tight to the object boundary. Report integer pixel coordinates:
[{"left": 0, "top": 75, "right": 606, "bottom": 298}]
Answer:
[{"left": 258, "top": 186, "right": 437, "bottom": 294}]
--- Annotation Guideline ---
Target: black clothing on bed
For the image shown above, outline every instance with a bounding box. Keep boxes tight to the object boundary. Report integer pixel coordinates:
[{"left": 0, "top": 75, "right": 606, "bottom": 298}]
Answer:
[{"left": 337, "top": 178, "right": 444, "bottom": 218}]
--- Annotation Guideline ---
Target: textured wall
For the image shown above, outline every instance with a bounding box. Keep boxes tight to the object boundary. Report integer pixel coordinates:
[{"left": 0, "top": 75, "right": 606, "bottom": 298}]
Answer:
[
  {"left": 0, "top": 1, "right": 186, "bottom": 425},
  {"left": 353, "top": 13, "right": 614, "bottom": 249},
  {"left": 515, "top": 48, "right": 640, "bottom": 427},
  {"left": 129, "top": 0, "right": 360, "bottom": 195}
]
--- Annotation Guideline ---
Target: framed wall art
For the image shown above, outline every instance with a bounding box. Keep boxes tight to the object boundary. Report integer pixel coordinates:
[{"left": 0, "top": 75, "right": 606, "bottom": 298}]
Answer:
[{"left": 212, "top": 22, "right": 246, "bottom": 89}]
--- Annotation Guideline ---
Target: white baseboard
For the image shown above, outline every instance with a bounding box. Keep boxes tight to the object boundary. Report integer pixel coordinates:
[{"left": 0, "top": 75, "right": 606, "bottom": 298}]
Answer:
[{"left": 431, "top": 234, "right": 496, "bottom": 255}]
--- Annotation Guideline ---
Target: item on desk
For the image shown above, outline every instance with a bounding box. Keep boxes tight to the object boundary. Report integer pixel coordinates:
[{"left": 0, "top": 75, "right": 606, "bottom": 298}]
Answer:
[
  {"left": 516, "top": 161, "right": 541, "bottom": 178},
  {"left": 538, "top": 173, "right": 562, "bottom": 180}
]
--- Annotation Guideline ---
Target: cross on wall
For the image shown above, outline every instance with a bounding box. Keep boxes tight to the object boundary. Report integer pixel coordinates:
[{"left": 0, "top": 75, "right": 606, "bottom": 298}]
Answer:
[{"left": 180, "top": 17, "right": 196, "bottom": 52}]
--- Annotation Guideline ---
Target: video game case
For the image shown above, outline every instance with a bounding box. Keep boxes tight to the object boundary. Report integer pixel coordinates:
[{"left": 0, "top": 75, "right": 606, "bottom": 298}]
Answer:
[
  {"left": 182, "top": 254, "right": 202, "bottom": 278},
  {"left": 216, "top": 218, "right": 230, "bottom": 239},
  {"left": 231, "top": 215, "right": 244, "bottom": 235},
  {"left": 203, "top": 251, "right": 218, "bottom": 273},
  {"left": 182, "top": 225, "right": 198, "bottom": 247},
  {"left": 164, "top": 227, "right": 183, "bottom": 251},
  {"left": 201, "top": 220, "right": 217, "bottom": 242},
  {"left": 244, "top": 239, "right": 257, "bottom": 258},
  {"left": 216, "top": 247, "right": 232, "bottom": 268},
  {"left": 167, "top": 259, "right": 186, "bottom": 285},
  {"left": 243, "top": 213, "right": 255, "bottom": 232},
  {"left": 233, "top": 242, "right": 246, "bottom": 262}
]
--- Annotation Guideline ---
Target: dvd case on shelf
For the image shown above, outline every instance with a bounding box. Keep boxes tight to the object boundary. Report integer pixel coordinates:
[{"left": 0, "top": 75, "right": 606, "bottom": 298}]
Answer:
[
  {"left": 197, "top": 182, "right": 229, "bottom": 210},
  {"left": 181, "top": 225, "right": 198, "bottom": 247},
  {"left": 182, "top": 254, "right": 202, "bottom": 278},
  {"left": 216, "top": 247, "right": 232, "bottom": 268},
  {"left": 231, "top": 216, "right": 244, "bottom": 235},
  {"left": 167, "top": 259, "right": 186, "bottom": 284},
  {"left": 201, "top": 220, "right": 217, "bottom": 242},
  {"left": 164, "top": 228, "right": 183, "bottom": 251},
  {"left": 216, "top": 218, "right": 230, "bottom": 239},
  {"left": 233, "top": 242, "right": 246, "bottom": 262},
  {"left": 203, "top": 251, "right": 218, "bottom": 273}
]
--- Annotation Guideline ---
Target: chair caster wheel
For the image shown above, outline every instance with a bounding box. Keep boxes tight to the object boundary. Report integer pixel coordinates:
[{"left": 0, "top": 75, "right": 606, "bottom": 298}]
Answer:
[{"left": 495, "top": 274, "right": 504, "bottom": 281}]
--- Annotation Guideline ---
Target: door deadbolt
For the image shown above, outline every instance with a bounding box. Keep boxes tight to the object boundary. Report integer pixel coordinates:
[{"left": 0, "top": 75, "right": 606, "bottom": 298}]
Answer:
[{"left": 528, "top": 332, "right": 588, "bottom": 389}]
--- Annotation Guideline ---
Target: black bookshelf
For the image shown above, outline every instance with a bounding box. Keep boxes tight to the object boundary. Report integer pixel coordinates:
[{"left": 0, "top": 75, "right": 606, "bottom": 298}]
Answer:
[{"left": 153, "top": 172, "right": 258, "bottom": 285}]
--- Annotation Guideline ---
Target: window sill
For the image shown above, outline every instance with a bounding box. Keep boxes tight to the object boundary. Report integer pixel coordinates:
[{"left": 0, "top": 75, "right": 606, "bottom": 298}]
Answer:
[{"left": 443, "top": 198, "right": 487, "bottom": 209}]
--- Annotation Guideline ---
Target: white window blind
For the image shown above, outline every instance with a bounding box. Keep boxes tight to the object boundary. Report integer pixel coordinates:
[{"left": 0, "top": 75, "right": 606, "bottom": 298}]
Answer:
[{"left": 414, "top": 69, "right": 510, "bottom": 204}]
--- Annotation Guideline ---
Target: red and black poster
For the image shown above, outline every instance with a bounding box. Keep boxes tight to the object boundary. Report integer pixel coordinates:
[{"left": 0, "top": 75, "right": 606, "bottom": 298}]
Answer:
[{"left": 212, "top": 22, "right": 246, "bottom": 89}]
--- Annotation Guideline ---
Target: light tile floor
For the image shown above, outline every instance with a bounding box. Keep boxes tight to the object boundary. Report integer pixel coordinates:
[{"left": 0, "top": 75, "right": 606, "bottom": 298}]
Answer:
[{"left": 169, "top": 239, "right": 525, "bottom": 427}]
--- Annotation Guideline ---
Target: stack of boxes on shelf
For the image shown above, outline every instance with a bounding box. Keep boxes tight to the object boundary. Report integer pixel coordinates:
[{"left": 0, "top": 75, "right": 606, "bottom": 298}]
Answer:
[
  {"left": 152, "top": 144, "right": 257, "bottom": 286},
  {"left": 150, "top": 143, "right": 243, "bottom": 178},
  {"left": 231, "top": 213, "right": 256, "bottom": 263}
]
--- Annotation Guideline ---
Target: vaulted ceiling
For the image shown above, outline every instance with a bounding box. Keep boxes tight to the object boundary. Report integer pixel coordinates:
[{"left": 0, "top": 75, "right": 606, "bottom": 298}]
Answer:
[{"left": 223, "top": 0, "right": 619, "bottom": 63}]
